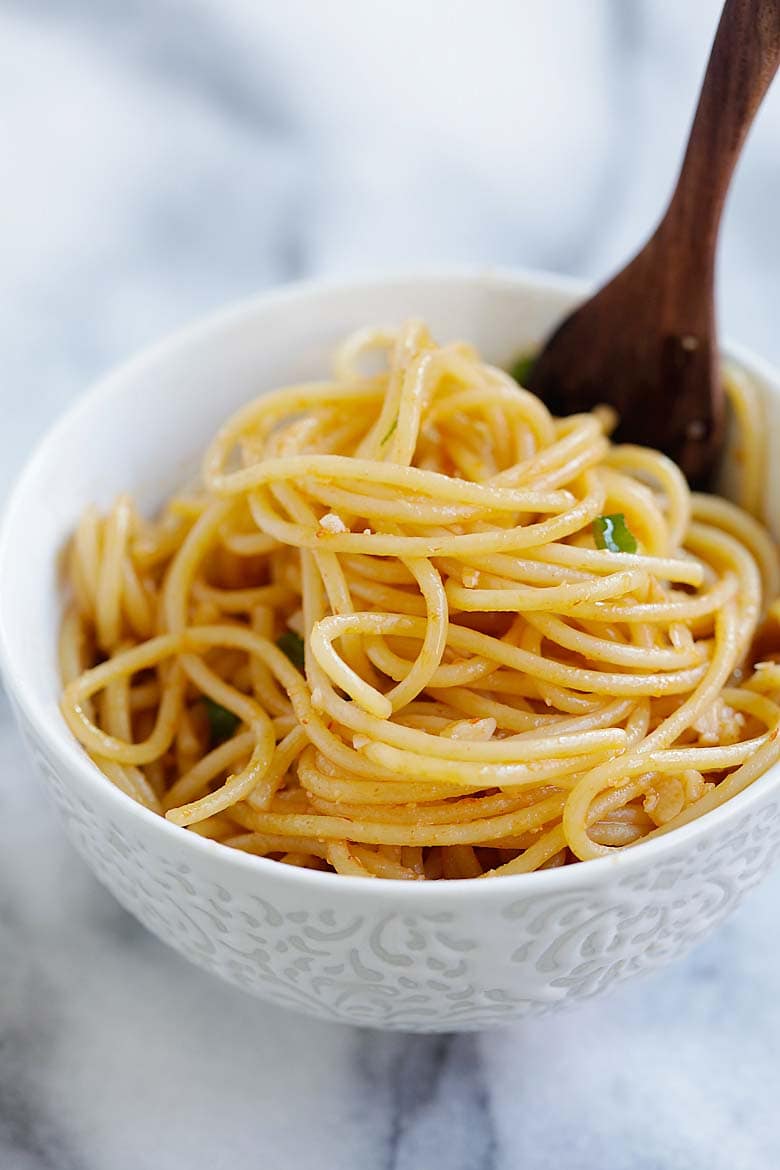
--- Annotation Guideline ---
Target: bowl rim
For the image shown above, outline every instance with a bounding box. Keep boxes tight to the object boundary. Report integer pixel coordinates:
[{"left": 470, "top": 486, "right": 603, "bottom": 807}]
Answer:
[{"left": 2, "top": 263, "right": 780, "bottom": 898}]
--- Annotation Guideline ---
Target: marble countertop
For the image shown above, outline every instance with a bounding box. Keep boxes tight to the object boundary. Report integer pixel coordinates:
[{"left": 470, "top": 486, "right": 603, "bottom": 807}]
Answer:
[{"left": 2, "top": 2, "right": 780, "bottom": 1167}]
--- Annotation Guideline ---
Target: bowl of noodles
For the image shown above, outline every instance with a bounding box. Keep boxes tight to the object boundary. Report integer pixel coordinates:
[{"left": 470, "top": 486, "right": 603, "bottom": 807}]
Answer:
[{"left": 3, "top": 268, "right": 780, "bottom": 1032}]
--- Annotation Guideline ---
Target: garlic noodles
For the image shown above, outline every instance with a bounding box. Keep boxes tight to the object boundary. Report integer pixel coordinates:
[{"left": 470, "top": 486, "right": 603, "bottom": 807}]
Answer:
[{"left": 59, "top": 321, "right": 780, "bottom": 879}]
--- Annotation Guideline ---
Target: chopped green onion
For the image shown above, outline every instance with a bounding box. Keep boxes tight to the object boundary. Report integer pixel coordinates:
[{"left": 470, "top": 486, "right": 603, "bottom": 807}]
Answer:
[
  {"left": 508, "top": 351, "right": 536, "bottom": 386},
  {"left": 202, "top": 697, "right": 240, "bottom": 747},
  {"left": 381, "top": 415, "right": 398, "bottom": 444},
  {"left": 277, "top": 630, "right": 306, "bottom": 671},
  {"left": 592, "top": 513, "right": 637, "bottom": 554}
]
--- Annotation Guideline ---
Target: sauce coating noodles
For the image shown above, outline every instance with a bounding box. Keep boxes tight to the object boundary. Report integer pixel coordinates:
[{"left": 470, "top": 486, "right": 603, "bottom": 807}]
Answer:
[{"left": 60, "top": 322, "right": 780, "bottom": 879}]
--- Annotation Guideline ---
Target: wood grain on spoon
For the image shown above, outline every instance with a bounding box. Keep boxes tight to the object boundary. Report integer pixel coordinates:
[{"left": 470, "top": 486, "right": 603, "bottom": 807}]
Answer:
[{"left": 527, "top": 0, "right": 780, "bottom": 487}]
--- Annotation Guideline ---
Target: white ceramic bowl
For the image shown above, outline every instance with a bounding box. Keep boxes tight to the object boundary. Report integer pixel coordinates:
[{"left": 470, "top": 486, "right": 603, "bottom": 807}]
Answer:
[{"left": 3, "top": 269, "right": 780, "bottom": 1033}]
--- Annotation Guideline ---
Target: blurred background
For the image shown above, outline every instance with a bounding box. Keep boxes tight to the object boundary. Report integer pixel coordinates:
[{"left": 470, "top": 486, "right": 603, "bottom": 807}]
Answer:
[{"left": 2, "top": 0, "right": 779, "bottom": 501}]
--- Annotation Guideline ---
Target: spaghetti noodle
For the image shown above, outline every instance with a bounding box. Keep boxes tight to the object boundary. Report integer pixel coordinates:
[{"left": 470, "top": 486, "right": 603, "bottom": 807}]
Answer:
[{"left": 59, "top": 321, "right": 780, "bottom": 879}]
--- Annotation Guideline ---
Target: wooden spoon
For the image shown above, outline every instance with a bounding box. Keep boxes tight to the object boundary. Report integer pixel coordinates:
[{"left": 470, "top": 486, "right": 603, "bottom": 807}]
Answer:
[{"left": 527, "top": 0, "right": 780, "bottom": 487}]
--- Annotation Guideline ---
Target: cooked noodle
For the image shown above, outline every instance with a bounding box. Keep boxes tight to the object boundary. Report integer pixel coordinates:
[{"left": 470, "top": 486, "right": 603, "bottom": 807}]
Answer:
[{"left": 59, "top": 322, "right": 780, "bottom": 879}]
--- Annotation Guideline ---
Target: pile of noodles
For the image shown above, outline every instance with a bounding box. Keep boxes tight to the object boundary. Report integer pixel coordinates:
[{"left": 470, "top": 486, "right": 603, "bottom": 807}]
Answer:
[{"left": 60, "top": 321, "right": 780, "bottom": 879}]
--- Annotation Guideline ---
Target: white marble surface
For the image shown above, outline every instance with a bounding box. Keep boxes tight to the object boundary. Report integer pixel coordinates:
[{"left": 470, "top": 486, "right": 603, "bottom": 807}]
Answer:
[{"left": 2, "top": 2, "right": 780, "bottom": 1167}]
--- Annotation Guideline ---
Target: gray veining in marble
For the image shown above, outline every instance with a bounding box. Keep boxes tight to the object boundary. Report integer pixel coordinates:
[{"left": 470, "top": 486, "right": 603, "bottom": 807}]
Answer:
[{"left": 2, "top": 2, "right": 780, "bottom": 1167}]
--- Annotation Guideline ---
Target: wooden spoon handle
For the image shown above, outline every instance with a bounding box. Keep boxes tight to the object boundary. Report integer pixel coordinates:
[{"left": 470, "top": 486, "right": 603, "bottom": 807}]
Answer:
[{"left": 664, "top": 0, "right": 780, "bottom": 270}]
